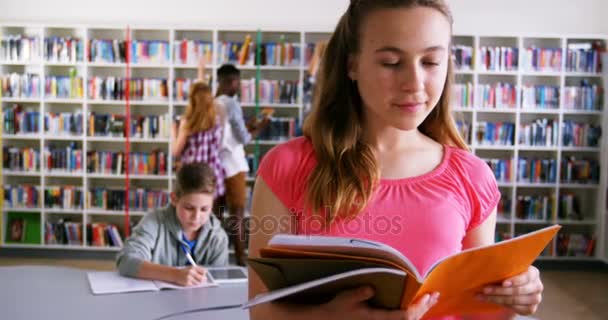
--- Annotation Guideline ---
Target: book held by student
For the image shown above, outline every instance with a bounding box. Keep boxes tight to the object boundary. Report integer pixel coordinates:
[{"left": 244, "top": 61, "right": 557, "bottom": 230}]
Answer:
[{"left": 244, "top": 224, "right": 560, "bottom": 318}]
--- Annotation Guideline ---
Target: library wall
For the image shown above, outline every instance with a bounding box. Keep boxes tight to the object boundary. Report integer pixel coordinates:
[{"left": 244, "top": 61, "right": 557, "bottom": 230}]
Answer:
[{"left": 1, "top": 0, "right": 607, "bottom": 35}]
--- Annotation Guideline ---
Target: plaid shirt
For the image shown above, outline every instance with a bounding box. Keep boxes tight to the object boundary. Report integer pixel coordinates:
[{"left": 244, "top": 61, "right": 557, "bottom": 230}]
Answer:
[{"left": 180, "top": 122, "right": 226, "bottom": 198}]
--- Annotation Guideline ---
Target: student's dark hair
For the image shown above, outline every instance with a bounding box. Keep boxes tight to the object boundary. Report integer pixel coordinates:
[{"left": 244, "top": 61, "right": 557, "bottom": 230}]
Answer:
[
  {"left": 217, "top": 64, "right": 241, "bottom": 83},
  {"left": 174, "top": 163, "right": 217, "bottom": 197}
]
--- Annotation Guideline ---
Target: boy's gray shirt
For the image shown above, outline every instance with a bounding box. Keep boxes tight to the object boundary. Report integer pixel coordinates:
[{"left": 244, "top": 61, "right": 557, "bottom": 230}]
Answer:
[{"left": 116, "top": 205, "right": 229, "bottom": 277}]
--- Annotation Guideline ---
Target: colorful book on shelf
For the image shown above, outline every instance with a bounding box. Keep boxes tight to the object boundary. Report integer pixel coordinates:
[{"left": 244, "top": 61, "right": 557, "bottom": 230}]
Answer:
[{"left": 245, "top": 225, "right": 561, "bottom": 318}]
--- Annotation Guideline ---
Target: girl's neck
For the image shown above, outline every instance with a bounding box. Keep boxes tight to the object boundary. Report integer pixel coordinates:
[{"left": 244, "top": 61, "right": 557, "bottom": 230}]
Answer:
[{"left": 364, "top": 122, "right": 426, "bottom": 152}]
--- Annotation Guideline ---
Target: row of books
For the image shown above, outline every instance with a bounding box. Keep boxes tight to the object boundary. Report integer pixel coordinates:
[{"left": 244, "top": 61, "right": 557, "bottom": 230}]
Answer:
[
  {"left": 453, "top": 82, "right": 602, "bottom": 111},
  {"left": 0, "top": 73, "right": 42, "bottom": 98},
  {"left": 562, "top": 122, "right": 601, "bottom": 147},
  {"left": 255, "top": 117, "right": 298, "bottom": 141},
  {"left": 88, "top": 188, "right": 169, "bottom": 211},
  {"left": 128, "top": 40, "right": 171, "bottom": 64},
  {"left": 218, "top": 39, "right": 301, "bottom": 66},
  {"left": 3, "top": 184, "right": 39, "bottom": 208},
  {"left": 483, "top": 158, "right": 512, "bottom": 183},
  {"left": 518, "top": 118, "right": 559, "bottom": 146},
  {"left": 556, "top": 232, "right": 595, "bottom": 257},
  {"left": 3, "top": 185, "right": 169, "bottom": 212},
  {"left": 304, "top": 42, "right": 325, "bottom": 68},
  {"left": 86, "top": 150, "right": 168, "bottom": 176},
  {"left": 3, "top": 105, "right": 40, "bottom": 134},
  {"left": 517, "top": 158, "right": 557, "bottom": 183},
  {"left": 88, "top": 39, "right": 126, "bottom": 63},
  {"left": 483, "top": 157, "right": 599, "bottom": 185},
  {"left": 464, "top": 120, "right": 599, "bottom": 147},
  {"left": 3, "top": 146, "right": 39, "bottom": 171},
  {"left": 44, "top": 143, "right": 84, "bottom": 172},
  {"left": 239, "top": 79, "right": 299, "bottom": 104},
  {"left": 515, "top": 194, "right": 554, "bottom": 220},
  {"left": 521, "top": 48, "right": 562, "bottom": 72},
  {"left": 475, "top": 122, "right": 515, "bottom": 146},
  {"left": 475, "top": 83, "right": 517, "bottom": 109},
  {"left": 0, "top": 35, "right": 38, "bottom": 62},
  {"left": 451, "top": 45, "right": 474, "bottom": 70},
  {"left": 45, "top": 186, "right": 84, "bottom": 209},
  {"left": 89, "top": 40, "right": 171, "bottom": 64},
  {"left": 44, "top": 219, "right": 83, "bottom": 245},
  {"left": 88, "top": 113, "right": 171, "bottom": 139},
  {"left": 174, "top": 39, "right": 213, "bottom": 65},
  {"left": 562, "top": 157, "right": 600, "bottom": 184},
  {"left": 89, "top": 223, "right": 124, "bottom": 247},
  {"left": 45, "top": 73, "right": 83, "bottom": 99},
  {"left": 456, "top": 120, "right": 471, "bottom": 144},
  {"left": 173, "top": 78, "right": 197, "bottom": 101},
  {"left": 44, "top": 37, "right": 85, "bottom": 63},
  {"left": 521, "top": 85, "right": 560, "bottom": 109},
  {"left": 452, "top": 83, "right": 474, "bottom": 108},
  {"left": 565, "top": 42, "right": 603, "bottom": 73},
  {"left": 88, "top": 76, "right": 169, "bottom": 101},
  {"left": 563, "top": 81, "right": 603, "bottom": 110},
  {"left": 8, "top": 186, "right": 74, "bottom": 212},
  {"left": 478, "top": 46, "right": 519, "bottom": 71},
  {"left": 497, "top": 195, "right": 512, "bottom": 217},
  {"left": 45, "top": 112, "right": 84, "bottom": 136}
]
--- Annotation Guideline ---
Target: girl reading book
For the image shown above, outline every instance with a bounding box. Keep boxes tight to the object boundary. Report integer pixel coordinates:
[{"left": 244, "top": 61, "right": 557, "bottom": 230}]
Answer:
[
  {"left": 248, "top": 0, "right": 544, "bottom": 319},
  {"left": 116, "top": 162, "right": 229, "bottom": 286}
]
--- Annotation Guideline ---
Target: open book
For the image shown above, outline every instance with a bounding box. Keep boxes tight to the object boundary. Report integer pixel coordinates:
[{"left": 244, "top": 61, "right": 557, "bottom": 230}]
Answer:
[
  {"left": 244, "top": 225, "right": 561, "bottom": 318},
  {"left": 87, "top": 271, "right": 218, "bottom": 295}
]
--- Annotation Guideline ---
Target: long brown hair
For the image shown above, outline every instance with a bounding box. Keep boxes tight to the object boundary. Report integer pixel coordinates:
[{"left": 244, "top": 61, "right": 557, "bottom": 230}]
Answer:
[
  {"left": 184, "top": 81, "right": 217, "bottom": 133},
  {"left": 303, "top": 0, "right": 467, "bottom": 222}
]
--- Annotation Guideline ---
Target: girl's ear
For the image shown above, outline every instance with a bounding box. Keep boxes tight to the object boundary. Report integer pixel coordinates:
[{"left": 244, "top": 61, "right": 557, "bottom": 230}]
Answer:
[
  {"left": 347, "top": 54, "right": 358, "bottom": 81},
  {"left": 170, "top": 192, "right": 179, "bottom": 206}
]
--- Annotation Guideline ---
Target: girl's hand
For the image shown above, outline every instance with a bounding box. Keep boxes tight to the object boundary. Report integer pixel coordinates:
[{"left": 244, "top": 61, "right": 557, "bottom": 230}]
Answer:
[
  {"left": 320, "top": 286, "right": 439, "bottom": 320},
  {"left": 478, "top": 266, "right": 543, "bottom": 316}
]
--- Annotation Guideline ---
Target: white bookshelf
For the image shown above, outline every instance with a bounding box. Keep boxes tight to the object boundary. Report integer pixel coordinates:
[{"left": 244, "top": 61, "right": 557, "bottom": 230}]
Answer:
[{"left": 1, "top": 24, "right": 607, "bottom": 262}]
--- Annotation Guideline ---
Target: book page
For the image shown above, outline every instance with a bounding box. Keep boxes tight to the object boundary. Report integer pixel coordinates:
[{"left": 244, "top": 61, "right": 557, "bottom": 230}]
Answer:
[
  {"left": 87, "top": 271, "right": 158, "bottom": 295},
  {"left": 268, "top": 234, "right": 422, "bottom": 281}
]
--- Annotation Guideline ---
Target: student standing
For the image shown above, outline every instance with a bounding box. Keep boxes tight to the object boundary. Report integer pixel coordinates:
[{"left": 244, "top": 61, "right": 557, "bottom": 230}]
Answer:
[{"left": 215, "top": 64, "right": 270, "bottom": 266}]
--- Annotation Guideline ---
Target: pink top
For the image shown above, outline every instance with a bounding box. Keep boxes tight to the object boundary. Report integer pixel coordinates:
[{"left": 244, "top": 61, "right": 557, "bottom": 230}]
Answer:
[{"left": 257, "top": 137, "right": 501, "bottom": 318}]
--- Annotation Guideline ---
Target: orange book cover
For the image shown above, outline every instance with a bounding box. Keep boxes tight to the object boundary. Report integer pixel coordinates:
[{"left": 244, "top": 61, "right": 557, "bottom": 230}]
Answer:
[{"left": 245, "top": 225, "right": 560, "bottom": 318}]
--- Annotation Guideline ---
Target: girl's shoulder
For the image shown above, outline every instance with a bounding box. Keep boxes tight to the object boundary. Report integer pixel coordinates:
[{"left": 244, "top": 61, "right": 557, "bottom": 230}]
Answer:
[{"left": 257, "top": 136, "right": 317, "bottom": 209}]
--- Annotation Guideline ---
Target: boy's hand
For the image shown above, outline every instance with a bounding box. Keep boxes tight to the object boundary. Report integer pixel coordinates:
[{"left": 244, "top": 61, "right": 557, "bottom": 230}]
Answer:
[{"left": 172, "top": 266, "right": 207, "bottom": 287}]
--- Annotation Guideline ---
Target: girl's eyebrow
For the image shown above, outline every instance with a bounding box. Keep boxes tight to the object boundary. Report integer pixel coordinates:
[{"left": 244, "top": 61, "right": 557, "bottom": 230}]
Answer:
[{"left": 375, "top": 45, "right": 446, "bottom": 54}]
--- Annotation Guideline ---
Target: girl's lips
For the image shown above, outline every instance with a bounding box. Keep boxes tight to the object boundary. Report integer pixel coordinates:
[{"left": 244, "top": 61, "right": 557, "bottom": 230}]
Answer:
[{"left": 395, "top": 103, "right": 424, "bottom": 112}]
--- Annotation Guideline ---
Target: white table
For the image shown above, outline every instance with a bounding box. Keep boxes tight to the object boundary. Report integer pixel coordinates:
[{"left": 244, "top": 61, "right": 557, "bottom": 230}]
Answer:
[{"left": 0, "top": 265, "right": 249, "bottom": 320}]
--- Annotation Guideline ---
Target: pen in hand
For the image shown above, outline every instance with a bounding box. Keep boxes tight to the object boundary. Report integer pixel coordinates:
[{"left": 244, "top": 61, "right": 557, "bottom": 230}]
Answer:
[{"left": 185, "top": 251, "right": 198, "bottom": 266}]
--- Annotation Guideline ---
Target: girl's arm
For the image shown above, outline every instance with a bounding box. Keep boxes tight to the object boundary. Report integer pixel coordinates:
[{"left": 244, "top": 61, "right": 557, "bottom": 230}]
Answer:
[
  {"left": 171, "top": 118, "right": 189, "bottom": 157},
  {"left": 197, "top": 56, "right": 206, "bottom": 82},
  {"left": 463, "top": 208, "right": 543, "bottom": 318}
]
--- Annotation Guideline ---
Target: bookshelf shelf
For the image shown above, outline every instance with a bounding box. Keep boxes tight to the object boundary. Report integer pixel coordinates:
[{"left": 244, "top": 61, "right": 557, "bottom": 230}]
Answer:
[
  {"left": 4, "top": 134, "right": 40, "bottom": 140},
  {"left": 3, "top": 208, "right": 42, "bottom": 213},
  {"left": 2, "top": 98, "right": 41, "bottom": 103},
  {"left": 2, "top": 25, "right": 606, "bottom": 263}
]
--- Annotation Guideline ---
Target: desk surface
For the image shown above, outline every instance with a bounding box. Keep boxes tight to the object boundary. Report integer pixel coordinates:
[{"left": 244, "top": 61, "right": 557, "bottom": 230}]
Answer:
[{"left": 0, "top": 265, "right": 249, "bottom": 320}]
